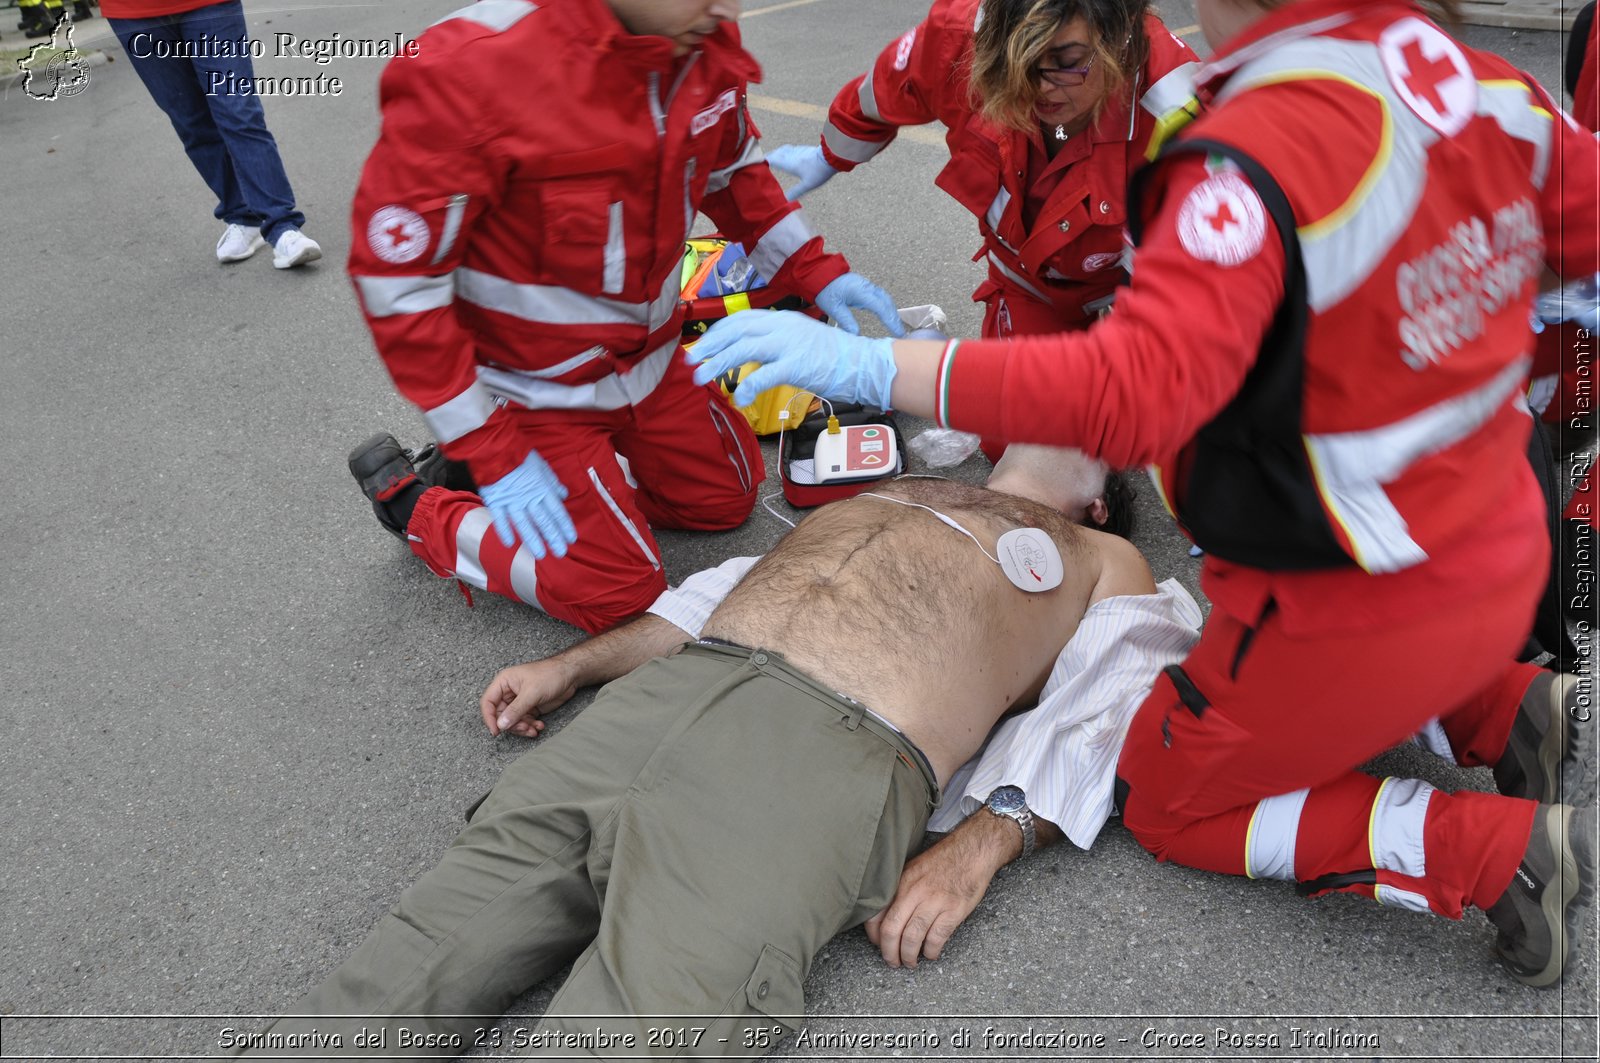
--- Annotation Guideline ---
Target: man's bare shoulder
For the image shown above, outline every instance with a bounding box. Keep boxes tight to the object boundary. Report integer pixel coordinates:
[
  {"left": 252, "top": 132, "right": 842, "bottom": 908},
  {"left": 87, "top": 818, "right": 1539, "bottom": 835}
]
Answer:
[{"left": 1080, "top": 528, "right": 1157, "bottom": 604}]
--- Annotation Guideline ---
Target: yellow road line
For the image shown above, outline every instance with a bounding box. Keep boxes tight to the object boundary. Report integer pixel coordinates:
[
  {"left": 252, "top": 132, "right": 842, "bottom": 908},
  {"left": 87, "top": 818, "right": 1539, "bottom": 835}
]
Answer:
[
  {"left": 742, "top": 0, "right": 837, "bottom": 18},
  {"left": 1170, "top": 23, "right": 1201, "bottom": 37},
  {"left": 747, "top": 93, "right": 947, "bottom": 144}
]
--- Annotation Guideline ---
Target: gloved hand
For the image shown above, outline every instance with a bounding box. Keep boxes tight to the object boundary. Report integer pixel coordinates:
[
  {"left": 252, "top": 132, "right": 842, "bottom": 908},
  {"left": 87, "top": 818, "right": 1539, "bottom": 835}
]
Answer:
[
  {"left": 815, "top": 272, "right": 907, "bottom": 337},
  {"left": 1536, "top": 273, "right": 1600, "bottom": 331},
  {"left": 688, "top": 310, "right": 898, "bottom": 409},
  {"left": 478, "top": 448, "right": 578, "bottom": 558},
  {"left": 765, "top": 144, "right": 838, "bottom": 200}
]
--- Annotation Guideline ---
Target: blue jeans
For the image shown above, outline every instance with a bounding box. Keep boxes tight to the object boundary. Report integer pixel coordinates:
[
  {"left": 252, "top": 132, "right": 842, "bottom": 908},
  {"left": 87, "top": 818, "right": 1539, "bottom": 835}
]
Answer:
[{"left": 110, "top": 1, "right": 305, "bottom": 243}]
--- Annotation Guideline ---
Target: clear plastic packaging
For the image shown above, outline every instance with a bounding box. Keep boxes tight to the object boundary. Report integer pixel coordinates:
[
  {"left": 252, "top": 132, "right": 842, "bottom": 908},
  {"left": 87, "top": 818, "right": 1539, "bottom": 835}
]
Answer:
[
  {"left": 897, "top": 304, "right": 950, "bottom": 341},
  {"left": 895, "top": 305, "right": 980, "bottom": 467},
  {"left": 910, "top": 427, "right": 983, "bottom": 468}
]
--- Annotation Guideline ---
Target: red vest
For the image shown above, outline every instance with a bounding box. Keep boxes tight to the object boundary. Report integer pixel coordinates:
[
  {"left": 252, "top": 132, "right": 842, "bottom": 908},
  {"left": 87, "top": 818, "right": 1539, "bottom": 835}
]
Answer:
[{"left": 1147, "top": 2, "right": 1567, "bottom": 575}]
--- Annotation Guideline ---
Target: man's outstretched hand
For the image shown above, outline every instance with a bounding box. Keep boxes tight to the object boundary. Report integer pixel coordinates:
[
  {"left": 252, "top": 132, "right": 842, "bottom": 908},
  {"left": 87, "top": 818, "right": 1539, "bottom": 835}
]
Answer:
[
  {"left": 865, "top": 806, "right": 1059, "bottom": 968},
  {"left": 478, "top": 659, "right": 580, "bottom": 737}
]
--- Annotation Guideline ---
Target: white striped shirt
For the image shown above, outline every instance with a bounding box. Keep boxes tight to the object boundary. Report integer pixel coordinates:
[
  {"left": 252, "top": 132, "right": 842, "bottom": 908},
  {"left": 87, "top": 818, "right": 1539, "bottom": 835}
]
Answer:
[{"left": 649, "top": 559, "right": 1203, "bottom": 850}]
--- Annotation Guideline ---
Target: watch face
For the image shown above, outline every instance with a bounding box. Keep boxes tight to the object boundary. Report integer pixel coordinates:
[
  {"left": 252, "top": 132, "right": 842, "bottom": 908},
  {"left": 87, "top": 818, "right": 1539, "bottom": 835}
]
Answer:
[{"left": 988, "top": 785, "right": 1026, "bottom": 815}]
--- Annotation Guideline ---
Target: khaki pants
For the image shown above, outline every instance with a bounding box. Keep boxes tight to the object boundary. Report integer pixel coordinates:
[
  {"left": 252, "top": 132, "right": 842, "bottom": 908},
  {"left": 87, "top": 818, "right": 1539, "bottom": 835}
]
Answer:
[{"left": 245, "top": 643, "right": 937, "bottom": 1059}]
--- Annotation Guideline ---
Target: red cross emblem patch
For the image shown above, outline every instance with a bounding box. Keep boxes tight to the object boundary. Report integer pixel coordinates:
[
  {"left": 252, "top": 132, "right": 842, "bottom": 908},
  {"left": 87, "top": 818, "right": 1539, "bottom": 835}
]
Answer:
[
  {"left": 366, "top": 205, "right": 431, "bottom": 265},
  {"left": 1380, "top": 18, "right": 1475, "bottom": 136},
  {"left": 1176, "top": 170, "right": 1265, "bottom": 267}
]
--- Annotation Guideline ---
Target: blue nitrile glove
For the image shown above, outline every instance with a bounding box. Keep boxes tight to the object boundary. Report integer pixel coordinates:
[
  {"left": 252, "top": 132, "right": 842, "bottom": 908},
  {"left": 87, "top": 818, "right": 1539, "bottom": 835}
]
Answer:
[
  {"left": 815, "top": 272, "right": 907, "bottom": 337},
  {"left": 1536, "top": 273, "right": 1600, "bottom": 332},
  {"left": 765, "top": 144, "right": 838, "bottom": 201},
  {"left": 478, "top": 448, "right": 578, "bottom": 558},
  {"left": 688, "top": 310, "right": 898, "bottom": 409}
]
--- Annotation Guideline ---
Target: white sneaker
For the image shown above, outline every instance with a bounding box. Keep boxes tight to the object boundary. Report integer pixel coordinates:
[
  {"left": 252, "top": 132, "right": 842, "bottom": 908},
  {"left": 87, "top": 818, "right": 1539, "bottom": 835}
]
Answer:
[
  {"left": 216, "top": 223, "right": 266, "bottom": 263},
  {"left": 272, "top": 229, "right": 322, "bottom": 270}
]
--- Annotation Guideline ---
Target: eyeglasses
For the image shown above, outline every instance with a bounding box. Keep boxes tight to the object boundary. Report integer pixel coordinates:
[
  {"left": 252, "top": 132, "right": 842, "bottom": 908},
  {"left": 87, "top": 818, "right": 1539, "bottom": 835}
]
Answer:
[{"left": 1035, "top": 51, "right": 1096, "bottom": 88}]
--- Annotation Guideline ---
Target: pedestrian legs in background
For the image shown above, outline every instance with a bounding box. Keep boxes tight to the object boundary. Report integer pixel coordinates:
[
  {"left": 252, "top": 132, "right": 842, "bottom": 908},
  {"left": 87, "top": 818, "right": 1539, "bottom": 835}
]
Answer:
[{"left": 105, "top": 0, "right": 320, "bottom": 268}]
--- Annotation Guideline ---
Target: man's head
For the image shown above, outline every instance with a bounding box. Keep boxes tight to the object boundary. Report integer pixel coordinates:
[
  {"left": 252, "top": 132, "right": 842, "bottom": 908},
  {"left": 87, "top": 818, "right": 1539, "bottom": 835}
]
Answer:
[
  {"left": 986, "top": 444, "right": 1136, "bottom": 537},
  {"left": 607, "top": 0, "right": 741, "bottom": 55}
]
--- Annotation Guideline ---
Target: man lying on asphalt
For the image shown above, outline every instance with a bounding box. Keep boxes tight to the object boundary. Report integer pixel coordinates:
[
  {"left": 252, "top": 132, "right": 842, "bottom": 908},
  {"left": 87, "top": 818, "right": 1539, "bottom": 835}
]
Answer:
[{"left": 242, "top": 446, "right": 1201, "bottom": 1059}]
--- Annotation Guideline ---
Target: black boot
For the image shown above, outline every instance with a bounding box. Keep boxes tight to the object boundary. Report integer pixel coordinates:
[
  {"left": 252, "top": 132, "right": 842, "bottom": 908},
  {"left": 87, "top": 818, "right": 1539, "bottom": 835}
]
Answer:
[
  {"left": 73, "top": 2, "right": 92, "bottom": 20},
  {"left": 27, "top": 5, "right": 62, "bottom": 37},
  {"left": 21, "top": 6, "right": 54, "bottom": 37},
  {"left": 348, "top": 434, "right": 428, "bottom": 540}
]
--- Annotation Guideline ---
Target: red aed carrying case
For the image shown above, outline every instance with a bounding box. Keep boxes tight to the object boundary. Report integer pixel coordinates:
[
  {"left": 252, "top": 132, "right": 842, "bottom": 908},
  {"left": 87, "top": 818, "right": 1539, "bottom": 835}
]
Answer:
[{"left": 779, "top": 405, "right": 906, "bottom": 508}]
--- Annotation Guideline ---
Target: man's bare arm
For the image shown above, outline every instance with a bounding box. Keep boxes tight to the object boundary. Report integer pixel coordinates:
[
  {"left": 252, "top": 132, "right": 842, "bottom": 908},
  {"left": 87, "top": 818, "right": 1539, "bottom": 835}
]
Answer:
[
  {"left": 864, "top": 811, "right": 1064, "bottom": 968},
  {"left": 479, "top": 614, "right": 693, "bottom": 737}
]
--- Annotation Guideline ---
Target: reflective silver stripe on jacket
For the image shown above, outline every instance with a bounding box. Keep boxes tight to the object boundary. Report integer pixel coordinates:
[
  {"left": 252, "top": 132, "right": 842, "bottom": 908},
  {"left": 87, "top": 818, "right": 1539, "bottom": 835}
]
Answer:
[
  {"left": 1220, "top": 39, "right": 1437, "bottom": 314},
  {"left": 355, "top": 273, "right": 455, "bottom": 318},
  {"left": 1304, "top": 357, "right": 1530, "bottom": 573},
  {"left": 425, "top": 382, "right": 498, "bottom": 443},
  {"left": 603, "top": 201, "right": 625, "bottom": 295},
  {"left": 457, "top": 266, "right": 681, "bottom": 329},
  {"left": 705, "top": 136, "right": 763, "bottom": 195},
  {"left": 476, "top": 337, "right": 678, "bottom": 413},
  {"left": 822, "top": 123, "right": 888, "bottom": 164},
  {"left": 434, "top": 0, "right": 537, "bottom": 31},
  {"left": 746, "top": 210, "right": 818, "bottom": 281},
  {"left": 1477, "top": 80, "right": 1554, "bottom": 189},
  {"left": 985, "top": 251, "right": 1051, "bottom": 302},
  {"left": 857, "top": 68, "right": 883, "bottom": 122},
  {"left": 682, "top": 160, "right": 695, "bottom": 236},
  {"left": 648, "top": 71, "right": 667, "bottom": 137},
  {"left": 1244, "top": 788, "right": 1308, "bottom": 881},
  {"left": 1139, "top": 61, "right": 1200, "bottom": 118},
  {"left": 984, "top": 187, "right": 1019, "bottom": 253},
  {"left": 1220, "top": 39, "right": 1553, "bottom": 316},
  {"left": 432, "top": 195, "right": 469, "bottom": 265}
]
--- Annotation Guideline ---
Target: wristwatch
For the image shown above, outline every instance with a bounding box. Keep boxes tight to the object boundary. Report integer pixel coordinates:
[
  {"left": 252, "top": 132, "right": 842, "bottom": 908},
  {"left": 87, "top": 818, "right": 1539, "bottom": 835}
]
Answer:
[{"left": 984, "top": 785, "right": 1036, "bottom": 859}]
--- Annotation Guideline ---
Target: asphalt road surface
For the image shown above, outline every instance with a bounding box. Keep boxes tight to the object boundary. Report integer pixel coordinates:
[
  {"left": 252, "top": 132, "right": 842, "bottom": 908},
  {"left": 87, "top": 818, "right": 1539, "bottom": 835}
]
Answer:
[{"left": 1, "top": 1, "right": 1593, "bottom": 1059}]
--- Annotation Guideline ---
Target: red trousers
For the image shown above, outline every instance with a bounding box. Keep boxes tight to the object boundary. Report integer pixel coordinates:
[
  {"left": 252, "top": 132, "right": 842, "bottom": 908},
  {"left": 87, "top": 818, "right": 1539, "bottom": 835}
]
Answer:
[
  {"left": 1117, "top": 568, "right": 1546, "bottom": 919},
  {"left": 404, "top": 350, "right": 762, "bottom": 633}
]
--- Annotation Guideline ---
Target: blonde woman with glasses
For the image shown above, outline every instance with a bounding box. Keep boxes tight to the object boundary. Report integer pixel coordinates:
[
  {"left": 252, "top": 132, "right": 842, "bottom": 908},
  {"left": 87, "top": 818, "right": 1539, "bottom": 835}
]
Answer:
[{"left": 770, "top": 1, "right": 1198, "bottom": 376}]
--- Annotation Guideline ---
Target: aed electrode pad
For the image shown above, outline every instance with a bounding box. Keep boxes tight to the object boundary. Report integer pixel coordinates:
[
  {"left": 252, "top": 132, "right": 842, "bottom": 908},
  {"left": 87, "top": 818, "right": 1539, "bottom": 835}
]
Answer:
[{"left": 996, "top": 528, "right": 1064, "bottom": 592}]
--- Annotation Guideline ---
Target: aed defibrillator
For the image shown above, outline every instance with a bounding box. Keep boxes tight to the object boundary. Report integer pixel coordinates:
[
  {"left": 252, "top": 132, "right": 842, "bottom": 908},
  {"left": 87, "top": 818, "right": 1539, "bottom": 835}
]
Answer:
[{"left": 778, "top": 404, "right": 905, "bottom": 508}]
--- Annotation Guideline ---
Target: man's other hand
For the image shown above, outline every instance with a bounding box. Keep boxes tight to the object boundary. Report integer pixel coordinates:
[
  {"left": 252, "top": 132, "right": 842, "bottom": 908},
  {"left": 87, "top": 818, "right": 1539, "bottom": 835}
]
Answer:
[
  {"left": 864, "top": 811, "right": 1021, "bottom": 968},
  {"left": 479, "top": 660, "right": 579, "bottom": 737}
]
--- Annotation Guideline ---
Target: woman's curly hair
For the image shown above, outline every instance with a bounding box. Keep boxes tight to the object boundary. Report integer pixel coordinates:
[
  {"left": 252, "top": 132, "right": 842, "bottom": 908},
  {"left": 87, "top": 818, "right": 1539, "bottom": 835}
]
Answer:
[{"left": 970, "top": 0, "right": 1153, "bottom": 131}]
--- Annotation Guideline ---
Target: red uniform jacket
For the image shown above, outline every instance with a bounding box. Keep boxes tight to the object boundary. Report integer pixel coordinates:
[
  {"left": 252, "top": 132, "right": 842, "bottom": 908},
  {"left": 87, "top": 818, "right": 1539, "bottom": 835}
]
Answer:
[
  {"left": 933, "top": 0, "right": 1600, "bottom": 634},
  {"left": 100, "top": 0, "right": 217, "bottom": 16},
  {"left": 819, "top": 0, "right": 1197, "bottom": 331},
  {"left": 348, "top": 0, "right": 847, "bottom": 484}
]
